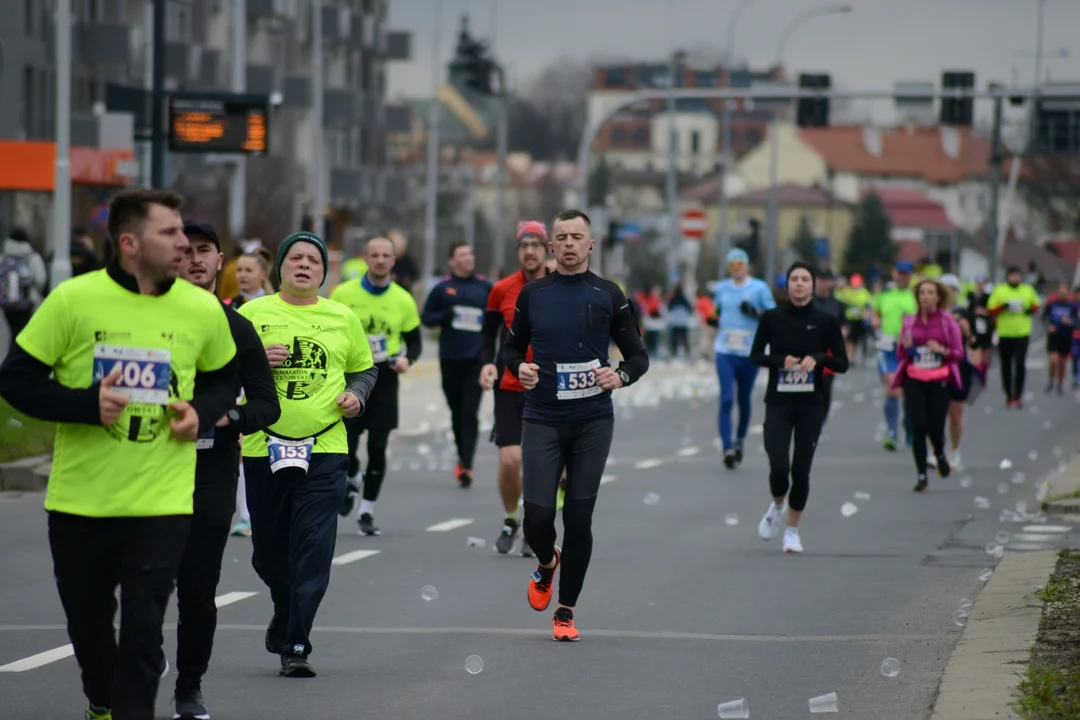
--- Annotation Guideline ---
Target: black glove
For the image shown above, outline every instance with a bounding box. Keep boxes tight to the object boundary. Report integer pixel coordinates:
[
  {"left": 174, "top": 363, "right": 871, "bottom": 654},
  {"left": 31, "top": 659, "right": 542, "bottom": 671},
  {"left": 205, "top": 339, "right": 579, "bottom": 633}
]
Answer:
[{"left": 739, "top": 301, "right": 761, "bottom": 320}]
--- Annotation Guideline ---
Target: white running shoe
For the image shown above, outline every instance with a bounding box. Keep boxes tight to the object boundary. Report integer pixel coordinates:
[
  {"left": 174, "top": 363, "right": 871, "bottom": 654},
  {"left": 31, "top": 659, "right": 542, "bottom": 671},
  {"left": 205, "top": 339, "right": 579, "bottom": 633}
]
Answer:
[
  {"left": 949, "top": 450, "right": 963, "bottom": 471},
  {"left": 927, "top": 453, "right": 938, "bottom": 469},
  {"left": 782, "top": 527, "right": 804, "bottom": 553},
  {"left": 757, "top": 502, "right": 784, "bottom": 541}
]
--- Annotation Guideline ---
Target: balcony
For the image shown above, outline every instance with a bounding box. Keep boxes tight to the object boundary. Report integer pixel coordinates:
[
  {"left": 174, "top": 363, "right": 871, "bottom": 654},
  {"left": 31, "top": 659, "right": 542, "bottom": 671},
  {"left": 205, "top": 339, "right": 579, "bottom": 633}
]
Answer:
[
  {"left": 165, "top": 43, "right": 193, "bottom": 81},
  {"left": 246, "top": 65, "right": 275, "bottom": 96},
  {"left": 324, "top": 88, "right": 358, "bottom": 125},
  {"left": 78, "top": 23, "right": 131, "bottom": 65},
  {"left": 330, "top": 168, "right": 362, "bottom": 208},
  {"left": 384, "top": 31, "right": 411, "bottom": 61},
  {"left": 283, "top": 76, "right": 312, "bottom": 107}
]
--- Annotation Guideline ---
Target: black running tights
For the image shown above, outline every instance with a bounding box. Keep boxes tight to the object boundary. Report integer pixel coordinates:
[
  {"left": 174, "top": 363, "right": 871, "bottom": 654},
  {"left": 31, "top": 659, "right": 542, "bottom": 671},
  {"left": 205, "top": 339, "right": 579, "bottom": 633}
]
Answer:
[
  {"left": 821, "top": 375, "right": 834, "bottom": 421},
  {"left": 763, "top": 403, "right": 824, "bottom": 512},
  {"left": 902, "top": 376, "right": 949, "bottom": 476},
  {"left": 997, "top": 336, "right": 1029, "bottom": 400},
  {"left": 345, "top": 419, "right": 392, "bottom": 503}
]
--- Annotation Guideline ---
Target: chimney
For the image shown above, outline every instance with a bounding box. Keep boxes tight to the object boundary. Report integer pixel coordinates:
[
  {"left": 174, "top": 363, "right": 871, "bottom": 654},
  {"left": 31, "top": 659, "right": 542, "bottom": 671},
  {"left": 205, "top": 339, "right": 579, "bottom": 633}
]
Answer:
[
  {"left": 863, "top": 126, "right": 883, "bottom": 157},
  {"left": 940, "top": 126, "right": 961, "bottom": 159}
]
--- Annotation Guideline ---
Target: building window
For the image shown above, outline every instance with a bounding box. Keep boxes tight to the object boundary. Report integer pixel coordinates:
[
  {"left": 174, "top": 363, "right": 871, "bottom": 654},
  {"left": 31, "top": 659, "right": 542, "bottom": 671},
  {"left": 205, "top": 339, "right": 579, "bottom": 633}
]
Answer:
[
  {"left": 605, "top": 69, "right": 624, "bottom": 87},
  {"left": 745, "top": 128, "right": 762, "bottom": 147},
  {"left": 694, "top": 73, "right": 717, "bottom": 88},
  {"left": 166, "top": 0, "right": 191, "bottom": 43},
  {"left": 690, "top": 130, "right": 700, "bottom": 154},
  {"left": 22, "top": 66, "right": 34, "bottom": 139},
  {"left": 632, "top": 127, "right": 648, "bottom": 145},
  {"left": 612, "top": 127, "right": 627, "bottom": 145},
  {"left": 87, "top": 0, "right": 99, "bottom": 21},
  {"left": 25, "top": 0, "right": 33, "bottom": 34}
]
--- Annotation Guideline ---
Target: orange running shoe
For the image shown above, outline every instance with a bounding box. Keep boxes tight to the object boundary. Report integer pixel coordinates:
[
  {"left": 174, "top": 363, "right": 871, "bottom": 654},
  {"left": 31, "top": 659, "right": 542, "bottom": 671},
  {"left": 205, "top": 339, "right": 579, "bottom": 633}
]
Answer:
[
  {"left": 456, "top": 464, "right": 473, "bottom": 488},
  {"left": 552, "top": 607, "right": 580, "bottom": 642},
  {"left": 527, "top": 547, "right": 560, "bottom": 611}
]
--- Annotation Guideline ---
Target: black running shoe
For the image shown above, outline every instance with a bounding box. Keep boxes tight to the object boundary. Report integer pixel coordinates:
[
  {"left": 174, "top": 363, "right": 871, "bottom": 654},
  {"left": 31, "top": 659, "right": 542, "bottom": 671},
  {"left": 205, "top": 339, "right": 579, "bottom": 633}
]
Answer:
[
  {"left": 913, "top": 475, "right": 929, "bottom": 492},
  {"left": 340, "top": 482, "right": 359, "bottom": 517},
  {"left": 733, "top": 444, "right": 744, "bottom": 465},
  {"left": 936, "top": 453, "right": 951, "bottom": 479},
  {"left": 723, "top": 449, "right": 738, "bottom": 469},
  {"left": 358, "top": 512, "right": 381, "bottom": 536},
  {"left": 496, "top": 518, "right": 519, "bottom": 555},
  {"left": 280, "top": 653, "right": 316, "bottom": 678},
  {"left": 264, "top": 615, "right": 285, "bottom": 654},
  {"left": 173, "top": 686, "right": 209, "bottom": 720}
]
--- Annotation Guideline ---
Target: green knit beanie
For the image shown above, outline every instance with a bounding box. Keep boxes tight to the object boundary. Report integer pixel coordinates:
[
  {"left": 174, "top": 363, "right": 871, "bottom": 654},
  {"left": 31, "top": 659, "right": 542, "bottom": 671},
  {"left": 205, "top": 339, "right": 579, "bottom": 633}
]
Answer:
[{"left": 276, "top": 232, "right": 329, "bottom": 287}]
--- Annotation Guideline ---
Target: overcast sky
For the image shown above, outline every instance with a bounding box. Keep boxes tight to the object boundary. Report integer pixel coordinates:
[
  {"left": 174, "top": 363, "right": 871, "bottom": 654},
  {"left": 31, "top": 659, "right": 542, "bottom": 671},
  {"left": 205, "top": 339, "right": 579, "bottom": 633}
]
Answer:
[{"left": 386, "top": 0, "right": 1079, "bottom": 124}]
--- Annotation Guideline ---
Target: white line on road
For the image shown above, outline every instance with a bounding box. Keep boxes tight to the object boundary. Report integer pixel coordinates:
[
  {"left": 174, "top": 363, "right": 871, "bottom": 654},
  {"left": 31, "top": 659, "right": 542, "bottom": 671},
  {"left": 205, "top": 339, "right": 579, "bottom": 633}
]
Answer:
[
  {"left": 331, "top": 549, "right": 382, "bottom": 566},
  {"left": 1012, "top": 533, "right": 1061, "bottom": 544},
  {"left": 1008, "top": 542, "right": 1054, "bottom": 551},
  {"left": 215, "top": 591, "right": 259, "bottom": 608},
  {"left": 0, "top": 645, "right": 73, "bottom": 673},
  {"left": 425, "top": 518, "right": 475, "bottom": 532},
  {"left": 748, "top": 424, "right": 763, "bottom": 435},
  {"left": 1023, "top": 525, "right": 1071, "bottom": 533},
  {"left": 600, "top": 474, "right": 618, "bottom": 484},
  {"left": 634, "top": 459, "right": 663, "bottom": 470},
  {"left": 676, "top": 447, "right": 700, "bottom": 457}
]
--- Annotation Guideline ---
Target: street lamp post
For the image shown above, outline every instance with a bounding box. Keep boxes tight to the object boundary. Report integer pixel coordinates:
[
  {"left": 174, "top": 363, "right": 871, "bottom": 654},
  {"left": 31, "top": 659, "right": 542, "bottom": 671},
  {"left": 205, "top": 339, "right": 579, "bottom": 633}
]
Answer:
[
  {"left": 763, "top": 3, "right": 851, "bottom": 286},
  {"left": 716, "top": 0, "right": 755, "bottom": 279},
  {"left": 664, "top": 0, "right": 678, "bottom": 289},
  {"left": 422, "top": 0, "right": 443, "bottom": 286}
]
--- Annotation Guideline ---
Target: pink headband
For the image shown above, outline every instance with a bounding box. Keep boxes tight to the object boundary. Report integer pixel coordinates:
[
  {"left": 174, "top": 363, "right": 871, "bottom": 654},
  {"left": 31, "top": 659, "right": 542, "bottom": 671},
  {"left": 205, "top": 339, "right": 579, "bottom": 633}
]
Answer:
[{"left": 516, "top": 221, "right": 548, "bottom": 243}]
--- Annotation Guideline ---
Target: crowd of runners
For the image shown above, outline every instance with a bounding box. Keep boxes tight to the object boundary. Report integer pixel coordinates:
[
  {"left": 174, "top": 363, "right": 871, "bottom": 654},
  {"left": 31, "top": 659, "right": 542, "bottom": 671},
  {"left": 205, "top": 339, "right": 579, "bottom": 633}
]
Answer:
[{"left": 0, "top": 185, "right": 1071, "bottom": 720}]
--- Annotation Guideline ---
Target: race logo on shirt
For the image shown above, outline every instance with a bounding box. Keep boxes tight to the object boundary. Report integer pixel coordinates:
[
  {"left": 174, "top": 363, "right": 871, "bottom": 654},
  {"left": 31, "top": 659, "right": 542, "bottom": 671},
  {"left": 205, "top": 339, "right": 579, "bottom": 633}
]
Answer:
[
  {"left": 274, "top": 336, "right": 329, "bottom": 400},
  {"left": 103, "top": 369, "right": 181, "bottom": 444}
]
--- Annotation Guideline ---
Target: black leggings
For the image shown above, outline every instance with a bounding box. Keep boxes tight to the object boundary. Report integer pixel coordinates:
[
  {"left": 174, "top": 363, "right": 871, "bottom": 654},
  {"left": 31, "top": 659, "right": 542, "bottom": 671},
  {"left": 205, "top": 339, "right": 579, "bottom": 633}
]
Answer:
[
  {"left": 521, "top": 416, "right": 613, "bottom": 608},
  {"left": 345, "top": 418, "right": 392, "bottom": 502},
  {"left": 668, "top": 327, "right": 690, "bottom": 357},
  {"left": 998, "top": 336, "right": 1029, "bottom": 399},
  {"left": 902, "top": 376, "right": 949, "bottom": 475},
  {"left": 821, "top": 375, "right": 834, "bottom": 422},
  {"left": 763, "top": 403, "right": 824, "bottom": 512},
  {"left": 440, "top": 358, "right": 483, "bottom": 468}
]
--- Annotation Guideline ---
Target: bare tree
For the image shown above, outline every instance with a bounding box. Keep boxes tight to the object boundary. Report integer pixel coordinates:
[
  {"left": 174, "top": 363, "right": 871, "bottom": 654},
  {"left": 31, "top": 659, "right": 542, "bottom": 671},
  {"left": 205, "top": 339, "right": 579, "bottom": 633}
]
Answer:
[
  {"left": 512, "top": 58, "right": 591, "bottom": 161},
  {"left": 244, "top": 156, "right": 305, "bottom": 248},
  {"left": 1016, "top": 154, "right": 1080, "bottom": 237}
]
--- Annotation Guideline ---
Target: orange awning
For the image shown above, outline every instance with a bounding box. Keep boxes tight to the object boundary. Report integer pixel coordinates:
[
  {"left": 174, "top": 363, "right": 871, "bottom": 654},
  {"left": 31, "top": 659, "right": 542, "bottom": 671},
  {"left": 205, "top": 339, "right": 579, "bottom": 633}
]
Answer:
[{"left": 0, "top": 141, "right": 138, "bottom": 192}]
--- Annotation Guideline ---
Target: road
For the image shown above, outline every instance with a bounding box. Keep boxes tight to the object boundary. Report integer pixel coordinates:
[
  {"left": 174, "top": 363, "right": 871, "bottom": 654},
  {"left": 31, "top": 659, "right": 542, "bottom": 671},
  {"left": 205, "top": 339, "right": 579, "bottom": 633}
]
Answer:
[{"left": 0, "top": 354, "right": 1078, "bottom": 719}]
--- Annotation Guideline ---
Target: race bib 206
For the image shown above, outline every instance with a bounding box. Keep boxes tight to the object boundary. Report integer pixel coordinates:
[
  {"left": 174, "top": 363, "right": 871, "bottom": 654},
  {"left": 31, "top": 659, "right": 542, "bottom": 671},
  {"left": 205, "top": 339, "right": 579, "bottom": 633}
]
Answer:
[
  {"left": 92, "top": 344, "right": 172, "bottom": 405},
  {"left": 556, "top": 360, "right": 603, "bottom": 400}
]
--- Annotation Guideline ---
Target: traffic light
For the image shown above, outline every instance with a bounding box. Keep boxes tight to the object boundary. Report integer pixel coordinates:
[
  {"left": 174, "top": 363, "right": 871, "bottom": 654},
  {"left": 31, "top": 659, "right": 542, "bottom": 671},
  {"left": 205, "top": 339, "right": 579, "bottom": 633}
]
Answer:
[
  {"left": 940, "top": 71, "right": 975, "bottom": 126},
  {"left": 796, "top": 73, "right": 831, "bottom": 128}
]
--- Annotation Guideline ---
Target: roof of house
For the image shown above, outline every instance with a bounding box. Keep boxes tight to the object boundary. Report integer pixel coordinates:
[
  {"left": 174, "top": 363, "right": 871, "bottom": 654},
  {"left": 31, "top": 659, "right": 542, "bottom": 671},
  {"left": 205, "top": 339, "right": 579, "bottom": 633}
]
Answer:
[
  {"left": 870, "top": 188, "right": 956, "bottom": 230},
  {"left": 893, "top": 239, "right": 932, "bottom": 264},
  {"left": 798, "top": 124, "right": 992, "bottom": 184},
  {"left": 680, "top": 181, "right": 848, "bottom": 207}
]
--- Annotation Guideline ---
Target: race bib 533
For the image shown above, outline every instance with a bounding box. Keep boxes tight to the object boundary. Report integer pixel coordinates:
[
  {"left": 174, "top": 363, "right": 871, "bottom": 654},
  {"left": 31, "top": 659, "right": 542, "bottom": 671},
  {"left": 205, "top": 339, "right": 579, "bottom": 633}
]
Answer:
[{"left": 555, "top": 360, "right": 603, "bottom": 400}]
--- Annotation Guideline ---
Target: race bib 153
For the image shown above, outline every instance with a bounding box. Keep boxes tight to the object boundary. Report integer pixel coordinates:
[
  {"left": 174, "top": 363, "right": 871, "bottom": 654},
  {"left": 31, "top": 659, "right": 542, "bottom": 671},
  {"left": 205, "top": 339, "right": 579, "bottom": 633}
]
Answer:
[
  {"left": 267, "top": 436, "right": 313, "bottom": 474},
  {"left": 555, "top": 360, "right": 603, "bottom": 400},
  {"left": 777, "top": 369, "right": 814, "bottom": 393},
  {"left": 451, "top": 306, "right": 483, "bottom": 332},
  {"left": 92, "top": 344, "right": 172, "bottom": 405}
]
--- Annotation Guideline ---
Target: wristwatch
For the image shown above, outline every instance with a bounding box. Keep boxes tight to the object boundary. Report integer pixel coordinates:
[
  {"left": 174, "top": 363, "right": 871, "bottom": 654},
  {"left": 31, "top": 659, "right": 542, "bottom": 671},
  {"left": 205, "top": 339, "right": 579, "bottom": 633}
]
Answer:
[
  {"left": 226, "top": 408, "right": 241, "bottom": 424},
  {"left": 618, "top": 370, "right": 630, "bottom": 386}
]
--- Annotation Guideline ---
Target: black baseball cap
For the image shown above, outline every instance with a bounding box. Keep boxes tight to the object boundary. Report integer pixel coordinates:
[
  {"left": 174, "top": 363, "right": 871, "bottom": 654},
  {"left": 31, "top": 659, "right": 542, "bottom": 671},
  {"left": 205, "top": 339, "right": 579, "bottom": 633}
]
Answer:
[
  {"left": 183, "top": 221, "right": 221, "bottom": 250},
  {"left": 819, "top": 268, "right": 836, "bottom": 280}
]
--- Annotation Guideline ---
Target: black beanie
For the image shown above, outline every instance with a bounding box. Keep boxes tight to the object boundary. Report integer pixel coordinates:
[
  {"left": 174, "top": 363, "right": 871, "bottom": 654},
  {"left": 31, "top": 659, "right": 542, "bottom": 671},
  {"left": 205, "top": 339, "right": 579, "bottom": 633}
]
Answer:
[
  {"left": 786, "top": 261, "right": 817, "bottom": 286},
  {"left": 276, "top": 232, "right": 329, "bottom": 287}
]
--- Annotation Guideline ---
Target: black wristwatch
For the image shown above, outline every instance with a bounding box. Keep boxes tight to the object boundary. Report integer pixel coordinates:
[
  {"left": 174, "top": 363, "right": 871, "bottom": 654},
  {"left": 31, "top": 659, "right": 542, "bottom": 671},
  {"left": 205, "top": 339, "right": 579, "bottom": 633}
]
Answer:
[
  {"left": 226, "top": 408, "right": 241, "bottom": 424},
  {"left": 618, "top": 370, "right": 630, "bottom": 386}
]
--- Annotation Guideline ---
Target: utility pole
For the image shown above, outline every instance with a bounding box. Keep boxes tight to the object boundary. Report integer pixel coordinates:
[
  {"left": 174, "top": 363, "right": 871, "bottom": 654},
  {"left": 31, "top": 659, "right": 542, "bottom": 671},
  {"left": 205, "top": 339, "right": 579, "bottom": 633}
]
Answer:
[
  {"left": 150, "top": 0, "right": 166, "bottom": 188},
  {"left": 987, "top": 89, "right": 1005, "bottom": 284},
  {"left": 229, "top": 0, "right": 247, "bottom": 244},
  {"left": 312, "top": 0, "right": 325, "bottom": 240},
  {"left": 717, "top": 0, "right": 755, "bottom": 279},
  {"left": 422, "top": 0, "right": 442, "bottom": 285},
  {"left": 664, "top": 15, "right": 679, "bottom": 289},
  {"left": 50, "top": 0, "right": 72, "bottom": 287},
  {"left": 494, "top": 71, "right": 508, "bottom": 274}
]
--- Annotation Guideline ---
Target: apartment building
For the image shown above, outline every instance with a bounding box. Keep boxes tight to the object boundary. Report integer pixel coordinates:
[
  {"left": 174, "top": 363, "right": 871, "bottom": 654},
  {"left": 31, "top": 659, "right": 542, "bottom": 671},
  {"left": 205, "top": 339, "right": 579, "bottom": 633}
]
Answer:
[{"left": 0, "top": 0, "right": 410, "bottom": 238}]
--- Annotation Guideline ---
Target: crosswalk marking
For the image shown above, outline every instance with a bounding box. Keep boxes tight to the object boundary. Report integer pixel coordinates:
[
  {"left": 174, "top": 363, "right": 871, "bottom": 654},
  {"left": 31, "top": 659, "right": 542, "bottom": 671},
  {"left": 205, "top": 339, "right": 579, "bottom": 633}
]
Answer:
[
  {"left": 425, "top": 518, "right": 475, "bottom": 532},
  {"left": 331, "top": 549, "right": 382, "bottom": 566},
  {"left": 634, "top": 459, "right": 663, "bottom": 470}
]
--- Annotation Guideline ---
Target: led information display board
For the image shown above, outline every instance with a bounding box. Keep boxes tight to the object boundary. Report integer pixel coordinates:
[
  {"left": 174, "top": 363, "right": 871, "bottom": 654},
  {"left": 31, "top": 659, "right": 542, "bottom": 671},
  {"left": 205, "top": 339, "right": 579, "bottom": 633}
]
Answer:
[{"left": 168, "top": 93, "right": 269, "bottom": 155}]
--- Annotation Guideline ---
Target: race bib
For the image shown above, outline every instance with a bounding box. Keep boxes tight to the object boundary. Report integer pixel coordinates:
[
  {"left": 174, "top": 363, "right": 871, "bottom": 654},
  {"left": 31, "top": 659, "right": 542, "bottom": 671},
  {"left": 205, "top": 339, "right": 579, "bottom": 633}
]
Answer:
[
  {"left": 875, "top": 335, "right": 896, "bottom": 352},
  {"left": 267, "top": 436, "right": 314, "bottom": 474},
  {"left": 974, "top": 317, "right": 988, "bottom": 335},
  {"left": 92, "top": 344, "right": 172, "bottom": 405},
  {"left": 914, "top": 346, "right": 942, "bottom": 370},
  {"left": 451, "top": 305, "right": 483, "bottom": 332},
  {"left": 719, "top": 329, "right": 750, "bottom": 353},
  {"left": 555, "top": 360, "right": 603, "bottom": 400},
  {"left": 1008, "top": 300, "right": 1024, "bottom": 313},
  {"left": 777, "top": 369, "right": 814, "bottom": 393},
  {"left": 367, "top": 333, "right": 388, "bottom": 362},
  {"left": 196, "top": 428, "right": 215, "bottom": 450}
]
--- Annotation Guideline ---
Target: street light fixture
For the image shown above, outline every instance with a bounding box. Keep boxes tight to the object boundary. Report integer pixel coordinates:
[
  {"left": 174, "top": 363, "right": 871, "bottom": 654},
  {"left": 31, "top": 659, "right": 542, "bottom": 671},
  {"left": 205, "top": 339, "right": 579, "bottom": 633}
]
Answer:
[{"left": 763, "top": 3, "right": 852, "bottom": 286}]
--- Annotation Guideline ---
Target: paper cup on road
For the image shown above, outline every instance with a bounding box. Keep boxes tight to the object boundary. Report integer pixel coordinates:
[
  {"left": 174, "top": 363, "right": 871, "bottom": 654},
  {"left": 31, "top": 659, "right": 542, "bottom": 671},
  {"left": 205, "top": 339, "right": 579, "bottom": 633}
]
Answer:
[
  {"left": 716, "top": 697, "right": 749, "bottom": 718},
  {"left": 467, "top": 537, "right": 486, "bottom": 548},
  {"left": 809, "top": 692, "right": 839, "bottom": 713}
]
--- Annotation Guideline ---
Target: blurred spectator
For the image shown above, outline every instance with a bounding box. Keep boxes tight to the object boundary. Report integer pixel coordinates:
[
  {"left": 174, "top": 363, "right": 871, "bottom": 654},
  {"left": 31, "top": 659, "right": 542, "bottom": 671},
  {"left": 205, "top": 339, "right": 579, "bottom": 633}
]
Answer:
[
  {"left": 70, "top": 227, "right": 102, "bottom": 277},
  {"left": 666, "top": 283, "right": 693, "bottom": 358},
  {"left": 390, "top": 231, "right": 419, "bottom": 291},
  {"left": 1, "top": 227, "right": 48, "bottom": 336},
  {"left": 634, "top": 285, "right": 665, "bottom": 356}
]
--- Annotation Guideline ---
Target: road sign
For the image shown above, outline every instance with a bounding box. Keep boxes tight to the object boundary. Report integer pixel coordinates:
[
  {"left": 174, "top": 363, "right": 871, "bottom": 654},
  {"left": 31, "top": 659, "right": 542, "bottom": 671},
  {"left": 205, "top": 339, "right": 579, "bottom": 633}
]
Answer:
[
  {"left": 168, "top": 92, "right": 270, "bottom": 156},
  {"left": 679, "top": 209, "right": 708, "bottom": 240}
]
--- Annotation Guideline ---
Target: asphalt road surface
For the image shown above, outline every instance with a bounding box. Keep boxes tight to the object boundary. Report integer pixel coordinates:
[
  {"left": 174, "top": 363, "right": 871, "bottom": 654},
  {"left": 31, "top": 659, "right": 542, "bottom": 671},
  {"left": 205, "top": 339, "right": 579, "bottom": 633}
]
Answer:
[{"left": 1, "top": 354, "right": 1078, "bottom": 720}]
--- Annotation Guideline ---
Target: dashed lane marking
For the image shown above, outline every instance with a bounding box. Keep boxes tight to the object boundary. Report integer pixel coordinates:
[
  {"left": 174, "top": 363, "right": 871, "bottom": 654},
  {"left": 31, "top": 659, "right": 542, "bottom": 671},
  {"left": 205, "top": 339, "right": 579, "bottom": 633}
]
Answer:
[
  {"left": 331, "top": 549, "right": 382, "bottom": 565},
  {"left": 633, "top": 459, "right": 663, "bottom": 470},
  {"left": 216, "top": 591, "right": 259, "bottom": 607},
  {"left": 600, "top": 474, "right": 618, "bottom": 484},
  {"left": 676, "top": 447, "right": 700, "bottom": 457},
  {"left": 425, "top": 518, "right": 475, "bottom": 532}
]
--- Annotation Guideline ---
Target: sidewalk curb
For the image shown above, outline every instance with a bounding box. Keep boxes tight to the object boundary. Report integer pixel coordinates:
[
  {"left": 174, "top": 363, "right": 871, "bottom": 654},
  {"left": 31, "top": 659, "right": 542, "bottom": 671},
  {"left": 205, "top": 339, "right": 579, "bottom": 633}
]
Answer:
[
  {"left": 929, "top": 550, "right": 1057, "bottom": 720},
  {"left": 1044, "top": 455, "right": 1080, "bottom": 515}
]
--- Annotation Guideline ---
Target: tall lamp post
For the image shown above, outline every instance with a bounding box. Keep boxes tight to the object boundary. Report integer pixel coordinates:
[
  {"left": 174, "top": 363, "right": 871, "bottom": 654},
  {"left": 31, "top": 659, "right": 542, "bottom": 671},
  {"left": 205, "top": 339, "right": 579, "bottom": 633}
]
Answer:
[
  {"left": 716, "top": 0, "right": 755, "bottom": 279},
  {"left": 763, "top": 3, "right": 851, "bottom": 286},
  {"left": 664, "top": 0, "right": 679, "bottom": 289}
]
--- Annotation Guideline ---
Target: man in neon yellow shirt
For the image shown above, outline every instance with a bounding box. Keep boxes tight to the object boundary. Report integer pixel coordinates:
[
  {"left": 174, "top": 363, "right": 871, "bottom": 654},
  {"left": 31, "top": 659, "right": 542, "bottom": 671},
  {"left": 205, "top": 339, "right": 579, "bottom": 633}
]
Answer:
[
  {"left": 871, "top": 261, "right": 918, "bottom": 450},
  {"left": 239, "top": 232, "right": 377, "bottom": 678},
  {"left": 0, "top": 188, "right": 239, "bottom": 720},
  {"left": 332, "top": 236, "right": 423, "bottom": 536},
  {"left": 988, "top": 266, "right": 1041, "bottom": 409}
]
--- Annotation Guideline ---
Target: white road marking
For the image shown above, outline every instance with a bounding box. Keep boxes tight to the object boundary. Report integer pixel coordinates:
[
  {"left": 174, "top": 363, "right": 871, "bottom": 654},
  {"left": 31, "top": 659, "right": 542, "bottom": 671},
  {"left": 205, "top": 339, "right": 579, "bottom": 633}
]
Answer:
[
  {"left": 215, "top": 591, "right": 259, "bottom": 608},
  {"left": 1008, "top": 542, "right": 1054, "bottom": 551},
  {"left": 331, "top": 549, "right": 382, "bottom": 566},
  {"left": 748, "top": 424, "right": 763, "bottom": 435},
  {"left": 600, "top": 474, "right": 618, "bottom": 484},
  {"left": 1012, "top": 533, "right": 1061, "bottom": 544},
  {"left": 0, "top": 645, "right": 74, "bottom": 673},
  {"left": 425, "top": 518, "right": 475, "bottom": 532},
  {"left": 676, "top": 446, "right": 700, "bottom": 457},
  {"left": 634, "top": 459, "right": 663, "bottom": 470},
  {"left": 1023, "top": 525, "right": 1071, "bottom": 533}
]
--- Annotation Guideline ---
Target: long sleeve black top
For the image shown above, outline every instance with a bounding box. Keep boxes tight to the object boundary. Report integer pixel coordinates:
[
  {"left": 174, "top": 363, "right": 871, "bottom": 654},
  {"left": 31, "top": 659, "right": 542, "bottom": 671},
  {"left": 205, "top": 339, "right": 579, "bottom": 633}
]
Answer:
[{"left": 750, "top": 300, "right": 849, "bottom": 405}]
